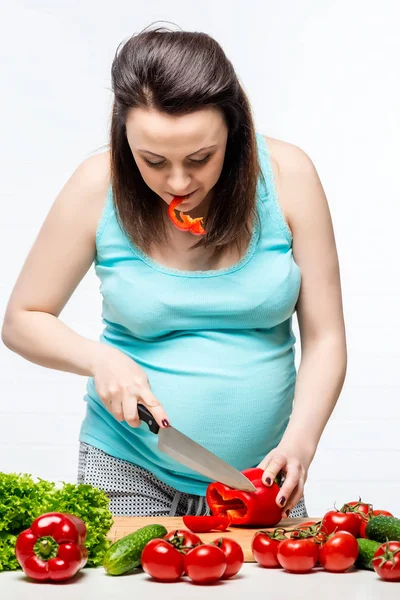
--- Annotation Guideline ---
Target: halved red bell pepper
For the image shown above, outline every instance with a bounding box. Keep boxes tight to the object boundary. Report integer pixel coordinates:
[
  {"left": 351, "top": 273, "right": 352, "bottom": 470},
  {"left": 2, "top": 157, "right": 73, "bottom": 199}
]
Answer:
[
  {"left": 168, "top": 197, "right": 206, "bottom": 236},
  {"left": 15, "top": 512, "right": 88, "bottom": 581},
  {"left": 182, "top": 515, "right": 231, "bottom": 533},
  {"left": 206, "top": 468, "right": 283, "bottom": 527}
]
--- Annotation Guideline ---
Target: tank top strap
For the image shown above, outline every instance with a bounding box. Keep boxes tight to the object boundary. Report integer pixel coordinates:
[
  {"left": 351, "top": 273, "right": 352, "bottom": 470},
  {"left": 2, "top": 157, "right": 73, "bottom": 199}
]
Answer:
[
  {"left": 96, "top": 184, "right": 114, "bottom": 248},
  {"left": 255, "top": 131, "right": 293, "bottom": 243}
]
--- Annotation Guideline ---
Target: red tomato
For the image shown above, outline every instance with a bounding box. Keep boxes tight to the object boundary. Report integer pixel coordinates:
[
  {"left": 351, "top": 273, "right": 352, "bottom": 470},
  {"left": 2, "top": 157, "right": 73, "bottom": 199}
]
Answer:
[
  {"left": 184, "top": 544, "right": 227, "bottom": 584},
  {"left": 141, "top": 538, "right": 185, "bottom": 582},
  {"left": 318, "top": 531, "right": 359, "bottom": 573},
  {"left": 358, "top": 516, "right": 369, "bottom": 539},
  {"left": 343, "top": 500, "right": 373, "bottom": 516},
  {"left": 212, "top": 537, "right": 244, "bottom": 579},
  {"left": 252, "top": 532, "right": 282, "bottom": 567},
  {"left": 164, "top": 529, "right": 202, "bottom": 553},
  {"left": 321, "top": 510, "right": 361, "bottom": 537},
  {"left": 372, "top": 509, "right": 394, "bottom": 518},
  {"left": 182, "top": 515, "right": 230, "bottom": 533},
  {"left": 372, "top": 541, "right": 400, "bottom": 582},
  {"left": 277, "top": 538, "right": 319, "bottom": 573}
]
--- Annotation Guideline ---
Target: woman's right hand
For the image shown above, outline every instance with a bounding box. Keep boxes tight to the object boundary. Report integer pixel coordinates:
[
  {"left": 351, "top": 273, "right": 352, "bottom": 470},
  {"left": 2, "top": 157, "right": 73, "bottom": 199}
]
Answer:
[{"left": 90, "top": 344, "right": 170, "bottom": 429}]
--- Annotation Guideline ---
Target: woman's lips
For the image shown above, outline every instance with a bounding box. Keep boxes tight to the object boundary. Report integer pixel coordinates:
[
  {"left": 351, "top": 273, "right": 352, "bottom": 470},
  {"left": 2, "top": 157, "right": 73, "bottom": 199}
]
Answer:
[{"left": 171, "top": 190, "right": 197, "bottom": 200}]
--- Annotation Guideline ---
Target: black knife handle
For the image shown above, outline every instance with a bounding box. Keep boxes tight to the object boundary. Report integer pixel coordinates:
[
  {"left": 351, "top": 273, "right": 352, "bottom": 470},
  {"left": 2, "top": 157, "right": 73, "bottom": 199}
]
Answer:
[{"left": 137, "top": 404, "right": 160, "bottom": 434}]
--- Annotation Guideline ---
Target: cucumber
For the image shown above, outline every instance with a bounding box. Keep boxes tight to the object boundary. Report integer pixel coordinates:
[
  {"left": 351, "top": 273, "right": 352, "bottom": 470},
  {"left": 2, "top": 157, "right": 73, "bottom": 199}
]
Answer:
[
  {"left": 103, "top": 523, "right": 167, "bottom": 575},
  {"left": 355, "top": 538, "right": 381, "bottom": 570},
  {"left": 365, "top": 516, "right": 400, "bottom": 544}
]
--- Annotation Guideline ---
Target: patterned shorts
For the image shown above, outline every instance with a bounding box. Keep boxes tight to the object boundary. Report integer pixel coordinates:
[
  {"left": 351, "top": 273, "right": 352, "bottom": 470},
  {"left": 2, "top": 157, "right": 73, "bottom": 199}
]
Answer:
[{"left": 77, "top": 441, "right": 308, "bottom": 518}]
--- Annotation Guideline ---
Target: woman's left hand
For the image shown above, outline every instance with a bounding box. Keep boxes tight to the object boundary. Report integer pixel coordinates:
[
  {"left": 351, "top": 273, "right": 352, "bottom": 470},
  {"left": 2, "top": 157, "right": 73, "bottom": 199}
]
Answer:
[{"left": 256, "top": 442, "right": 315, "bottom": 519}]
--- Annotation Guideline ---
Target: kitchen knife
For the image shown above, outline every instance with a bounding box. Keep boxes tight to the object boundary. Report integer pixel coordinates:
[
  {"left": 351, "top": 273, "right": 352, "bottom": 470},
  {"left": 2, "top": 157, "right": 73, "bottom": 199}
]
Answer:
[{"left": 137, "top": 404, "right": 257, "bottom": 492}]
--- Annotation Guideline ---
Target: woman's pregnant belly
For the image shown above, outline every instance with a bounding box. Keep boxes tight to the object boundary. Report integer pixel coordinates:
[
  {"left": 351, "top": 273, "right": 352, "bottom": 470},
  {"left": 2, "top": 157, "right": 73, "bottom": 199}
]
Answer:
[{"left": 86, "top": 324, "right": 297, "bottom": 475}]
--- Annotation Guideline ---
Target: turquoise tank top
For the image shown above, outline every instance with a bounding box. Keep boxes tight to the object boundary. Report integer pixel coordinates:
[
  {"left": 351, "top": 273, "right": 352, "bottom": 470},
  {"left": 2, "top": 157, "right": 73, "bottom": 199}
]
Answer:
[{"left": 79, "top": 131, "right": 301, "bottom": 495}]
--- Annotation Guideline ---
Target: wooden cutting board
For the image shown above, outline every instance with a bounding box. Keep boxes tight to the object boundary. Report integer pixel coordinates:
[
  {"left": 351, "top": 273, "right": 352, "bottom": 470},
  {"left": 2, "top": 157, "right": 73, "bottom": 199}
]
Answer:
[{"left": 107, "top": 516, "right": 319, "bottom": 562}]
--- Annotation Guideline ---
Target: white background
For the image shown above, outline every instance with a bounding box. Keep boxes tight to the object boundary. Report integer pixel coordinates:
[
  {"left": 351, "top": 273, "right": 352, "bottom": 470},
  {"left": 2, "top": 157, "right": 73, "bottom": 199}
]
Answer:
[{"left": 1, "top": 1, "right": 399, "bottom": 518}]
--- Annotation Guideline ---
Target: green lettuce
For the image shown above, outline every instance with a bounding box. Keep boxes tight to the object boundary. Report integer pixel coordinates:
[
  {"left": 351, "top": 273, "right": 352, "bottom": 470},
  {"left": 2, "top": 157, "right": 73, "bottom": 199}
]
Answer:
[
  {"left": 0, "top": 533, "right": 19, "bottom": 572},
  {"left": 0, "top": 472, "right": 56, "bottom": 533},
  {"left": 0, "top": 472, "right": 114, "bottom": 571}
]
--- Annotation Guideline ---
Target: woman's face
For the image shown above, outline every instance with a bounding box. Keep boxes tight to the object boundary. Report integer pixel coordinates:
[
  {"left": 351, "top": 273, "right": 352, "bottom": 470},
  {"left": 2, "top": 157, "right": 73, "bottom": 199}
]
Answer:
[{"left": 125, "top": 106, "right": 229, "bottom": 216}]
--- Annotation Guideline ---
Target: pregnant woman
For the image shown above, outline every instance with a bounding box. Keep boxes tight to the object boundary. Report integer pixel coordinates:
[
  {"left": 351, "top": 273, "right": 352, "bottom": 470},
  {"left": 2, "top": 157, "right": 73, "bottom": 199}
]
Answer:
[{"left": 2, "top": 26, "right": 347, "bottom": 519}]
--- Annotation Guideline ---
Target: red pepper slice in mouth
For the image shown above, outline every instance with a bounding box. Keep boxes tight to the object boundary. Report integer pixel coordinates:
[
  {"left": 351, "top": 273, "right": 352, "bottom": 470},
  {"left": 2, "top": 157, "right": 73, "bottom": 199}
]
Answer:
[
  {"left": 168, "top": 196, "right": 206, "bottom": 235},
  {"left": 189, "top": 217, "right": 207, "bottom": 236},
  {"left": 182, "top": 515, "right": 231, "bottom": 533}
]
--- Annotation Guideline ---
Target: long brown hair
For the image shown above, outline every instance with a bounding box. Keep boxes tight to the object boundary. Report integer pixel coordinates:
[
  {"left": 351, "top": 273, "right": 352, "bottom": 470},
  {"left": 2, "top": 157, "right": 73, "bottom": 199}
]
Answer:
[{"left": 108, "top": 23, "right": 262, "bottom": 258}]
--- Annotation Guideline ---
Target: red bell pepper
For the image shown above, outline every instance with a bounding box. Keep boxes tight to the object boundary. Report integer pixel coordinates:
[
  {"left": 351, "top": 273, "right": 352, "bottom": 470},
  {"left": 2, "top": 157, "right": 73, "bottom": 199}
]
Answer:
[
  {"left": 206, "top": 468, "right": 283, "bottom": 527},
  {"left": 168, "top": 197, "right": 206, "bottom": 236},
  {"left": 182, "top": 515, "right": 231, "bottom": 533},
  {"left": 15, "top": 512, "right": 88, "bottom": 582}
]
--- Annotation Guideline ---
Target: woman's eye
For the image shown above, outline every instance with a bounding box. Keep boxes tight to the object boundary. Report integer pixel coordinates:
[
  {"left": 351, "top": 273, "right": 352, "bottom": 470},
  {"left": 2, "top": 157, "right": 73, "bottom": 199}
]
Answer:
[
  {"left": 144, "top": 159, "right": 165, "bottom": 168},
  {"left": 191, "top": 155, "right": 211, "bottom": 165},
  {"left": 144, "top": 155, "right": 211, "bottom": 168}
]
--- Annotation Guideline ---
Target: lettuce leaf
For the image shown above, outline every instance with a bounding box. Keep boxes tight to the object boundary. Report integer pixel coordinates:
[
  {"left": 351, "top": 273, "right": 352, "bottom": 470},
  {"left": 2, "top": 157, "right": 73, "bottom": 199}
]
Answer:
[
  {"left": 0, "top": 472, "right": 56, "bottom": 533},
  {"left": 0, "top": 532, "right": 19, "bottom": 572}
]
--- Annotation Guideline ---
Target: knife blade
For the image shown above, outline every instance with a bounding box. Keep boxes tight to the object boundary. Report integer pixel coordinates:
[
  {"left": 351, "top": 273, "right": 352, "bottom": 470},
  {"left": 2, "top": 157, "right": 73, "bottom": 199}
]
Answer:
[{"left": 137, "top": 404, "right": 257, "bottom": 492}]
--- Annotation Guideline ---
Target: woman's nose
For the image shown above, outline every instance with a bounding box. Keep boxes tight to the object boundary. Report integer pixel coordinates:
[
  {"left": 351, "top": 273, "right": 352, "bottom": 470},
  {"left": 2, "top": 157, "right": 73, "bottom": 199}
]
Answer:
[{"left": 167, "top": 172, "right": 192, "bottom": 194}]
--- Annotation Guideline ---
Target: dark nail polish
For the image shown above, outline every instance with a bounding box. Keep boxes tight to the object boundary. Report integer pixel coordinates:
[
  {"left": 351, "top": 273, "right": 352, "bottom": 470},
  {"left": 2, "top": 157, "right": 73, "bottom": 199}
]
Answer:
[
  {"left": 162, "top": 419, "right": 170, "bottom": 427},
  {"left": 279, "top": 496, "right": 286, "bottom": 506},
  {"left": 285, "top": 509, "right": 290, "bottom": 517},
  {"left": 265, "top": 477, "right": 272, "bottom": 485}
]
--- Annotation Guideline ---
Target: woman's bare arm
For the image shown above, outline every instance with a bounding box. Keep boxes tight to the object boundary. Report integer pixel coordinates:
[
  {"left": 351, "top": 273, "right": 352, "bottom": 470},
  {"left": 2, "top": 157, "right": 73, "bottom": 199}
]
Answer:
[
  {"left": 267, "top": 136, "right": 347, "bottom": 452},
  {"left": 1, "top": 152, "right": 111, "bottom": 376}
]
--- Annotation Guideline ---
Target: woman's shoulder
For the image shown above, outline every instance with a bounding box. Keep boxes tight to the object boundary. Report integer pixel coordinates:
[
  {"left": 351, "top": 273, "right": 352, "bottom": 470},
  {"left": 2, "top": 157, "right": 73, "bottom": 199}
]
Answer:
[
  {"left": 260, "top": 134, "right": 319, "bottom": 230},
  {"left": 262, "top": 134, "right": 315, "bottom": 178},
  {"left": 80, "top": 149, "right": 111, "bottom": 192},
  {"left": 75, "top": 150, "right": 112, "bottom": 238}
]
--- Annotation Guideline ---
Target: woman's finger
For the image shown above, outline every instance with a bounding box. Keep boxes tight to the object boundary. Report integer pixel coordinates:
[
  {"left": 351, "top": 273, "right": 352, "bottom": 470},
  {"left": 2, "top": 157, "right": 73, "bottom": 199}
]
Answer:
[
  {"left": 261, "top": 455, "right": 286, "bottom": 486},
  {"left": 256, "top": 451, "right": 272, "bottom": 471},
  {"left": 275, "top": 465, "right": 301, "bottom": 508},
  {"left": 121, "top": 391, "right": 141, "bottom": 427},
  {"left": 282, "top": 480, "right": 305, "bottom": 518},
  {"left": 140, "top": 387, "right": 170, "bottom": 428},
  {"left": 110, "top": 397, "right": 125, "bottom": 422}
]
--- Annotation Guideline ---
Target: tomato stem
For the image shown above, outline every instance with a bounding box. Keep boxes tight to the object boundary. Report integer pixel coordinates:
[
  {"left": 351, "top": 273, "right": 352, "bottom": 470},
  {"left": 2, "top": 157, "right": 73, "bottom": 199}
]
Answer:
[{"left": 373, "top": 540, "right": 400, "bottom": 569}]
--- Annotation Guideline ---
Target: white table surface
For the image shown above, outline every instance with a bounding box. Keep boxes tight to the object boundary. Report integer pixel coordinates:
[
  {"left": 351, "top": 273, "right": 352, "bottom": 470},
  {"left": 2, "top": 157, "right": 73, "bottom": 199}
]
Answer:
[{"left": 1, "top": 563, "right": 399, "bottom": 599}]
